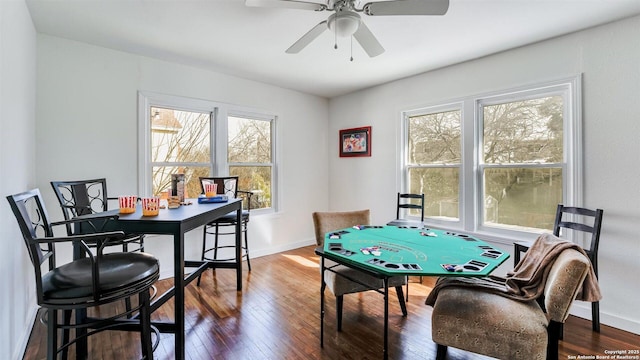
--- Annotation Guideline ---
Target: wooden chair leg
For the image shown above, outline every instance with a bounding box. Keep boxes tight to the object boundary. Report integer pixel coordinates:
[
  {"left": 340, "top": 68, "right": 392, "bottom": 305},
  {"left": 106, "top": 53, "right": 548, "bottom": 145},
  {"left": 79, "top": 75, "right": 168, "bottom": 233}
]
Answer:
[
  {"left": 592, "top": 301, "right": 600, "bottom": 332},
  {"left": 436, "top": 344, "right": 447, "bottom": 360},
  {"left": 406, "top": 278, "right": 409, "bottom": 302},
  {"left": 395, "top": 286, "right": 408, "bottom": 317},
  {"left": 547, "top": 320, "right": 562, "bottom": 360},
  {"left": 336, "top": 295, "right": 344, "bottom": 331}
]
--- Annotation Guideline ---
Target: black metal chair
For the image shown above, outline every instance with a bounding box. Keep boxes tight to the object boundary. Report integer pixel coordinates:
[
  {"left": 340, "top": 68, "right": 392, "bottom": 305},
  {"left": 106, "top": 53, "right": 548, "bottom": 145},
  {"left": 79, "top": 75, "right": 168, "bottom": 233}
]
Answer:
[
  {"left": 387, "top": 192, "right": 425, "bottom": 227},
  {"left": 387, "top": 192, "right": 425, "bottom": 300},
  {"left": 197, "top": 176, "right": 253, "bottom": 285},
  {"left": 6, "top": 189, "right": 159, "bottom": 360},
  {"left": 513, "top": 204, "right": 604, "bottom": 332},
  {"left": 50, "top": 178, "right": 145, "bottom": 253}
]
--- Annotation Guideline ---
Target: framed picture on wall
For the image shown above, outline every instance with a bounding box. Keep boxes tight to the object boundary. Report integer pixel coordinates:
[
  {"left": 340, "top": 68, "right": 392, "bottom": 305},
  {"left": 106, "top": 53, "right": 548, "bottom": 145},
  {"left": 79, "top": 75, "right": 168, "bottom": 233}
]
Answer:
[{"left": 339, "top": 126, "right": 371, "bottom": 157}]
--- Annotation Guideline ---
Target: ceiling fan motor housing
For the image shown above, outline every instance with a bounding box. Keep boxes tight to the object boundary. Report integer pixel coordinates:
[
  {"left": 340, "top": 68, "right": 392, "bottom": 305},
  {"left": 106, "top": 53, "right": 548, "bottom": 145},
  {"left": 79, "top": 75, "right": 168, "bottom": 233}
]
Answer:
[{"left": 327, "top": 11, "right": 361, "bottom": 37}]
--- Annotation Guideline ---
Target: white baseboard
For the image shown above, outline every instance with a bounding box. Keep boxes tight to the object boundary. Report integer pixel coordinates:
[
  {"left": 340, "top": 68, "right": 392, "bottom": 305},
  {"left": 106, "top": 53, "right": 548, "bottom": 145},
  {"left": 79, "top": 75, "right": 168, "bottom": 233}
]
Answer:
[
  {"left": 249, "top": 238, "right": 317, "bottom": 259},
  {"left": 570, "top": 301, "right": 640, "bottom": 335}
]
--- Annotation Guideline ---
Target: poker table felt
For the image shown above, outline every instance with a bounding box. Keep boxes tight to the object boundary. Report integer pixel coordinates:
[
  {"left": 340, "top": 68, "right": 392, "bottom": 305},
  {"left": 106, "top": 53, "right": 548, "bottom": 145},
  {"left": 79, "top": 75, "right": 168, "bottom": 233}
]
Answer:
[{"left": 322, "top": 225, "right": 509, "bottom": 277}]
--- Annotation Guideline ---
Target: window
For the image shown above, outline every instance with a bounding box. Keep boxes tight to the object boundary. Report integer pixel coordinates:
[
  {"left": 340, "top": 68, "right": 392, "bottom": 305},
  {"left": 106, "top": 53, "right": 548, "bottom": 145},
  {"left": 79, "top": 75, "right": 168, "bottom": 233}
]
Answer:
[
  {"left": 401, "top": 77, "right": 581, "bottom": 237},
  {"left": 149, "top": 107, "right": 212, "bottom": 198},
  {"left": 480, "top": 95, "right": 563, "bottom": 231},
  {"left": 406, "top": 107, "right": 461, "bottom": 220},
  {"left": 138, "top": 92, "right": 277, "bottom": 211},
  {"left": 228, "top": 114, "right": 274, "bottom": 209}
]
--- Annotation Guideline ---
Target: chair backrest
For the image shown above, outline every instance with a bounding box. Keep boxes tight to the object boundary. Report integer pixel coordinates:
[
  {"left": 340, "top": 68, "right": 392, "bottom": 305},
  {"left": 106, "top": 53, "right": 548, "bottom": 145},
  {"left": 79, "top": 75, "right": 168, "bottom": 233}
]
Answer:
[
  {"left": 6, "top": 189, "right": 56, "bottom": 304},
  {"left": 396, "top": 193, "right": 425, "bottom": 221},
  {"left": 51, "top": 178, "right": 109, "bottom": 235},
  {"left": 199, "top": 176, "right": 238, "bottom": 198},
  {"left": 312, "top": 209, "right": 370, "bottom": 247},
  {"left": 553, "top": 204, "right": 603, "bottom": 273},
  {"left": 543, "top": 248, "right": 590, "bottom": 323}
]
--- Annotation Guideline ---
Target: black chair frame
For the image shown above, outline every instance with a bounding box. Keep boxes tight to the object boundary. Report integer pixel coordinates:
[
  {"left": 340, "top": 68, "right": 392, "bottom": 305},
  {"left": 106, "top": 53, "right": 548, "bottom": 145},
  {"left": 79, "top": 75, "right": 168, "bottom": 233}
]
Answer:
[
  {"left": 50, "top": 178, "right": 145, "bottom": 253},
  {"left": 387, "top": 192, "right": 425, "bottom": 301},
  {"left": 197, "top": 176, "right": 253, "bottom": 285},
  {"left": 514, "top": 204, "right": 603, "bottom": 332},
  {"left": 7, "top": 189, "right": 160, "bottom": 359},
  {"left": 396, "top": 192, "right": 425, "bottom": 222}
]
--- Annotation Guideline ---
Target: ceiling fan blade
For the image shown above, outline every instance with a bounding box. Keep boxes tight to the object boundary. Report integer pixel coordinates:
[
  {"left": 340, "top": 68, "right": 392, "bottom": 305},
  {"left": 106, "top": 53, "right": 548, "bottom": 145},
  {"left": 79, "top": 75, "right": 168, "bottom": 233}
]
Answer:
[
  {"left": 363, "top": 0, "right": 449, "bottom": 16},
  {"left": 353, "top": 22, "right": 385, "bottom": 57},
  {"left": 286, "top": 20, "right": 328, "bottom": 54},
  {"left": 245, "top": 0, "right": 327, "bottom": 11}
]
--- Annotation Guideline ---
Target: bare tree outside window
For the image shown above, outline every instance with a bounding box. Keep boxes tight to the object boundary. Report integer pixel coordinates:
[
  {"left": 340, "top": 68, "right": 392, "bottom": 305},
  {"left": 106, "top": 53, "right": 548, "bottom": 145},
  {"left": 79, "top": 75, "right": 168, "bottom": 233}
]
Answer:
[
  {"left": 403, "top": 80, "right": 577, "bottom": 234},
  {"left": 408, "top": 110, "right": 461, "bottom": 219},
  {"left": 150, "top": 107, "right": 211, "bottom": 198},
  {"left": 228, "top": 116, "right": 273, "bottom": 209},
  {"left": 482, "top": 96, "right": 563, "bottom": 230}
]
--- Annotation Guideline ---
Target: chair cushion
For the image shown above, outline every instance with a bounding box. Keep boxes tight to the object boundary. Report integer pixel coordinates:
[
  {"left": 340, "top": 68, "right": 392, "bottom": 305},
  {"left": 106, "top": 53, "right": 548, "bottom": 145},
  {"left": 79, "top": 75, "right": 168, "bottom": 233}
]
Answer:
[
  {"left": 208, "top": 210, "right": 250, "bottom": 224},
  {"left": 431, "top": 286, "right": 548, "bottom": 359},
  {"left": 42, "top": 252, "right": 159, "bottom": 303},
  {"left": 324, "top": 259, "right": 406, "bottom": 296}
]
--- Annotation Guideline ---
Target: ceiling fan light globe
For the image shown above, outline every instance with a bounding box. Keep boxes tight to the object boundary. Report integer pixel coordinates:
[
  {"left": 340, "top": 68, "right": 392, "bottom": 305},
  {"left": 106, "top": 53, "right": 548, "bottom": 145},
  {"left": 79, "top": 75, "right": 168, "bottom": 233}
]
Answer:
[{"left": 327, "top": 11, "right": 360, "bottom": 37}]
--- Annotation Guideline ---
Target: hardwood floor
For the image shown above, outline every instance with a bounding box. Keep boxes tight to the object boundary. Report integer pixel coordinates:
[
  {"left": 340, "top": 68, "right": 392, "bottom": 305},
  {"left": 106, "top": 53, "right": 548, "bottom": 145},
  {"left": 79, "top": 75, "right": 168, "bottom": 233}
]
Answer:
[{"left": 23, "top": 245, "right": 640, "bottom": 359}]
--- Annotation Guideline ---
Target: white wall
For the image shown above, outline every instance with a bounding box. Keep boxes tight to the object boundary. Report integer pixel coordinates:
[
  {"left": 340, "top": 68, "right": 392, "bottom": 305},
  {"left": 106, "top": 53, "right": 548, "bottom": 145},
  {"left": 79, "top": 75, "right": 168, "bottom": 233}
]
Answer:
[
  {"left": 35, "top": 35, "right": 329, "bottom": 277},
  {"left": 328, "top": 16, "right": 640, "bottom": 334},
  {"left": 0, "top": 0, "right": 38, "bottom": 358}
]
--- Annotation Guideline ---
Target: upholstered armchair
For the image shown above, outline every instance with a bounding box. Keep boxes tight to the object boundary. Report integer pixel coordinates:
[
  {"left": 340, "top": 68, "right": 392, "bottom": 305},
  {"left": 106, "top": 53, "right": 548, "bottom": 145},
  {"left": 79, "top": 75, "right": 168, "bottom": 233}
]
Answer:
[{"left": 430, "top": 248, "right": 591, "bottom": 359}]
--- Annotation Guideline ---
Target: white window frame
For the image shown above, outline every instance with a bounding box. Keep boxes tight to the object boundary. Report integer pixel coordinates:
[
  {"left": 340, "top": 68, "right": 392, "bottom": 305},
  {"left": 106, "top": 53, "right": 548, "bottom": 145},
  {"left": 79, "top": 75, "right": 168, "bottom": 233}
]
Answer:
[
  {"left": 226, "top": 109, "right": 277, "bottom": 212},
  {"left": 400, "top": 76, "right": 582, "bottom": 243},
  {"left": 402, "top": 102, "right": 464, "bottom": 227},
  {"left": 137, "top": 91, "right": 278, "bottom": 214}
]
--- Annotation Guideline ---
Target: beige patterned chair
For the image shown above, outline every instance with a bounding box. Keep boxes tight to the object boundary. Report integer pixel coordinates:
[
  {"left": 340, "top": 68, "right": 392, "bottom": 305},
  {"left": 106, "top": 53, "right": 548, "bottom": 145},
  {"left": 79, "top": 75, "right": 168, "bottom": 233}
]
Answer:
[
  {"left": 431, "top": 248, "right": 591, "bottom": 359},
  {"left": 313, "top": 210, "right": 407, "bottom": 330}
]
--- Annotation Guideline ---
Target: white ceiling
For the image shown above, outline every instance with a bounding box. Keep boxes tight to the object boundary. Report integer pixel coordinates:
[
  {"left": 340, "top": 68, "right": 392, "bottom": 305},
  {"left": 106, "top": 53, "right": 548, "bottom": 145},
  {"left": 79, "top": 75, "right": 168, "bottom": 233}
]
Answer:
[{"left": 26, "top": 0, "right": 640, "bottom": 98}]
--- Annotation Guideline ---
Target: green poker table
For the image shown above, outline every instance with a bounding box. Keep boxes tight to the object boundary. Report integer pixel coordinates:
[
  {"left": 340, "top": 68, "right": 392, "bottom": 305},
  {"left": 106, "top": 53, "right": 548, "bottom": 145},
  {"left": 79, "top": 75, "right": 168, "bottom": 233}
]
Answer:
[
  {"left": 315, "top": 224, "right": 510, "bottom": 359},
  {"left": 322, "top": 225, "right": 509, "bottom": 277}
]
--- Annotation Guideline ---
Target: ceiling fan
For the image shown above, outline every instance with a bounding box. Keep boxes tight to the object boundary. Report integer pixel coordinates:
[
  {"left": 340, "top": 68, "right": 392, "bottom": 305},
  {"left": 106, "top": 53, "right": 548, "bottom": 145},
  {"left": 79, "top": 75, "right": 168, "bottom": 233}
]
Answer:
[{"left": 246, "top": 0, "right": 450, "bottom": 59}]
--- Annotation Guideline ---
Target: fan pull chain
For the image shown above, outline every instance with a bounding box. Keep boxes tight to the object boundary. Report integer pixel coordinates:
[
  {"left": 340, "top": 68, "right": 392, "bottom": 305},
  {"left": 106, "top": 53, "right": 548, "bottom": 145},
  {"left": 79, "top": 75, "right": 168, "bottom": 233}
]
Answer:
[
  {"left": 334, "top": 28, "right": 338, "bottom": 50},
  {"left": 350, "top": 36, "right": 354, "bottom": 61}
]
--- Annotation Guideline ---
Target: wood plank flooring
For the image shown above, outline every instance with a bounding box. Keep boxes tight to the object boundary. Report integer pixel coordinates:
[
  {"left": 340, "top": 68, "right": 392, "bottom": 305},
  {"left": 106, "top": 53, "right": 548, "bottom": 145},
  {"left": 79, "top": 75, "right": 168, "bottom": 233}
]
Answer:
[{"left": 23, "top": 245, "right": 640, "bottom": 359}]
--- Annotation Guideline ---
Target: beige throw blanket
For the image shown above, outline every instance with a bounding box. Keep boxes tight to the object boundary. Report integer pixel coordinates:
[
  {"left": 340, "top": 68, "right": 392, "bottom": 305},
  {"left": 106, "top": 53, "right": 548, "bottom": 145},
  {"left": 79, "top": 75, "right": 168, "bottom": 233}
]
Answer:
[{"left": 425, "top": 233, "right": 602, "bottom": 306}]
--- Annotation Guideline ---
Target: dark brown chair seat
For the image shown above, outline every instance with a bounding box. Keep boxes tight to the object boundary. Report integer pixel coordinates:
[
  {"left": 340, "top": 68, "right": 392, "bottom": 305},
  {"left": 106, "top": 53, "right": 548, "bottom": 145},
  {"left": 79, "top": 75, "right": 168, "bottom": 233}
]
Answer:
[{"left": 42, "top": 252, "right": 158, "bottom": 302}]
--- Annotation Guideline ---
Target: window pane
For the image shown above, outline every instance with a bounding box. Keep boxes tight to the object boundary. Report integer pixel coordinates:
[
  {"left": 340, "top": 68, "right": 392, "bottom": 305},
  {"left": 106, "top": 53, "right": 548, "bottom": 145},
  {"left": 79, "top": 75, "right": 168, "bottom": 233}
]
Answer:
[
  {"left": 152, "top": 166, "right": 209, "bottom": 198},
  {"left": 151, "top": 107, "right": 210, "bottom": 163},
  {"left": 228, "top": 116, "right": 272, "bottom": 163},
  {"left": 483, "top": 96, "right": 563, "bottom": 164},
  {"left": 409, "top": 167, "right": 459, "bottom": 219},
  {"left": 408, "top": 110, "right": 461, "bottom": 164},
  {"left": 484, "top": 167, "right": 562, "bottom": 230},
  {"left": 230, "top": 166, "right": 272, "bottom": 209}
]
